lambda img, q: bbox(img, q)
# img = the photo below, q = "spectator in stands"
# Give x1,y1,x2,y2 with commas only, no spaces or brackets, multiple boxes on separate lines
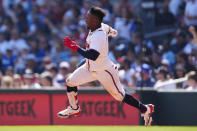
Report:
23,68,40,88
169,0,183,17
184,26,197,54
1,49,17,72
185,0,197,27
132,33,144,55
155,3,175,26
186,72,197,90
13,74,23,88
40,71,53,87
12,4,28,34
25,54,37,73
171,31,187,54
29,38,45,64
34,73,42,88
0,16,14,34
8,29,29,54
176,52,196,73
61,15,74,37
38,56,52,73
154,67,176,90
173,63,187,88
151,52,162,69
0,33,8,55
1,76,13,88
14,48,29,74
37,35,51,54
23,69,34,88
161,41,176,66
55,61,70,88
0,0,196,90
114,7,133,41
50,43,71,63
136,64,155,88
46,63,62,88
0,71,3,84
5,66,14,77
131,32,154,64
118,57,136,88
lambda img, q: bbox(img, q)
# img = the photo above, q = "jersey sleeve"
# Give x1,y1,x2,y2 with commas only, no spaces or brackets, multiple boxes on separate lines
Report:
102,23,110,34
102,23,118,38
89,32,106,53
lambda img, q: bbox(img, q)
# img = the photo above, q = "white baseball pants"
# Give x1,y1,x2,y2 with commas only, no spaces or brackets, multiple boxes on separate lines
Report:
66,64,125,101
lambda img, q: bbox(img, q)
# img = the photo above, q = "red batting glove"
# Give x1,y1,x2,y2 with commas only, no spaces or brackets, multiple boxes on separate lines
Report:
63,36,79,52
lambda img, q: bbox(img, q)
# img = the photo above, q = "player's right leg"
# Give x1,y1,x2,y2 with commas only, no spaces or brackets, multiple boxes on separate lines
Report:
57,64,96,118
95,65,154,126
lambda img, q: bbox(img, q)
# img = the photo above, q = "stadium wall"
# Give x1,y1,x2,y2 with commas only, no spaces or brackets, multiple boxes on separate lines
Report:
0,89,139,125
0,89,197,125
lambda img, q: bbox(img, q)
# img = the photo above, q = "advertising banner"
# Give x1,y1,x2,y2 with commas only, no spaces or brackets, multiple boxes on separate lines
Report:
53,94,139,125
0,94,50,125
0,93,139,125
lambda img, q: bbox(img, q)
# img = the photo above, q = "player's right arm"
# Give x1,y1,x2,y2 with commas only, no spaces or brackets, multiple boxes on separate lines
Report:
77,48,100,61
63,36,100,61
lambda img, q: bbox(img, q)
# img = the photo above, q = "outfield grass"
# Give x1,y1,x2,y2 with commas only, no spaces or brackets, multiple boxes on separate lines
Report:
0,126,197,131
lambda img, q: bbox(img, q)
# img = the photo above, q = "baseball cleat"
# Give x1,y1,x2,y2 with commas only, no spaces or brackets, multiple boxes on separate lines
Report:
57,106,81,118
141,104,154,126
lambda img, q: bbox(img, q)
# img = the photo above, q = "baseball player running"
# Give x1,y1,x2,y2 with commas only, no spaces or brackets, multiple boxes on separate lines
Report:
58,6,154,126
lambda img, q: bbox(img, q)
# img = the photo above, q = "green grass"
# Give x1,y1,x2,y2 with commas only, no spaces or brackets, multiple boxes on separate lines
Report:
0,126,197,131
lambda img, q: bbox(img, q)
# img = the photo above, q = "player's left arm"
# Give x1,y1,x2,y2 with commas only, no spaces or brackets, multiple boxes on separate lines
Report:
63,36,100,61
102,23,118,38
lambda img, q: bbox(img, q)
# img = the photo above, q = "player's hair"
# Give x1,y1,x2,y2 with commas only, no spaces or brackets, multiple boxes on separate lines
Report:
89,6,107,22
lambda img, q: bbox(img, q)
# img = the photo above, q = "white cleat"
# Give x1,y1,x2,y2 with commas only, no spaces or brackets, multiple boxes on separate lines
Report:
141,104,154,126
57,106,81,118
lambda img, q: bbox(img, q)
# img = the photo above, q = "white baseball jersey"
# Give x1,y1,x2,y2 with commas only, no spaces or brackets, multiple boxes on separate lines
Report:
85,24,113,71
102,23,118,38
66,23,125,103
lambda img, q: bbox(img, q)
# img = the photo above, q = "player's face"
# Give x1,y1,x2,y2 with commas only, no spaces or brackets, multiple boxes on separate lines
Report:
85,12,97,29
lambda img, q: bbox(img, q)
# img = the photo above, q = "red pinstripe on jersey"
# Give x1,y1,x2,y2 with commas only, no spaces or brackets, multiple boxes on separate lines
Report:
86,43,90,71
105,70,124,97
87,60,90,71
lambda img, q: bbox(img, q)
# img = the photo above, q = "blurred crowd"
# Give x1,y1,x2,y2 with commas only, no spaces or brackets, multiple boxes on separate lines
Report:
0,0,196,90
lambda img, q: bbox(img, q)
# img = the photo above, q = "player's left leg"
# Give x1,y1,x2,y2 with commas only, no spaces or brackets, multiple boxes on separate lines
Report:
58,64,96,118
94,65,154,126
